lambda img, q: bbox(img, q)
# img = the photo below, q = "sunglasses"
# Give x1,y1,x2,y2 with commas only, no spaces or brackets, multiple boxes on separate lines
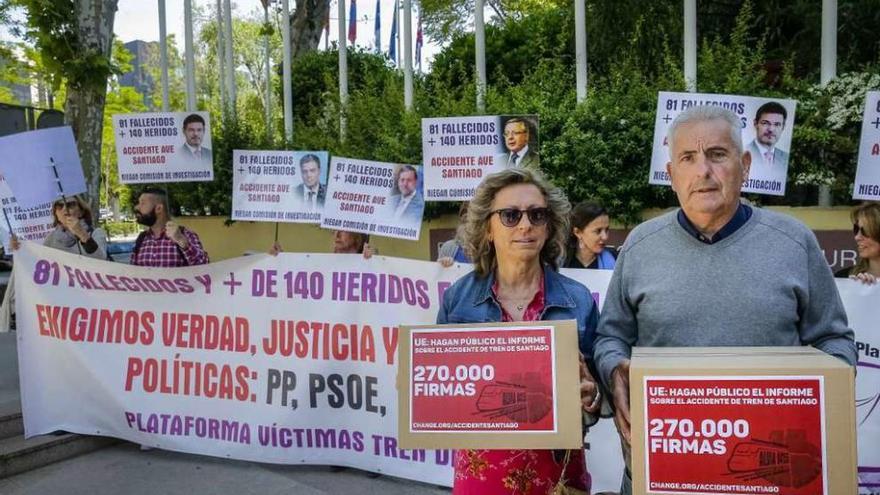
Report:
491,207,551,228
853,223,868,237
54,200,79,209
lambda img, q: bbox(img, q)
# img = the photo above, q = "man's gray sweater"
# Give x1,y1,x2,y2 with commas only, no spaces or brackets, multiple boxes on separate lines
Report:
593,207,857,387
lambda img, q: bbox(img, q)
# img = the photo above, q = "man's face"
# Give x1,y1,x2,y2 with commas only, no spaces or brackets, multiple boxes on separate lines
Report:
333,230,361,254
301,160,320,188
184,122,205,147
397,170,417,197
135,194,159,227
666,119,750,223
753,112,785,147
504,122,528,153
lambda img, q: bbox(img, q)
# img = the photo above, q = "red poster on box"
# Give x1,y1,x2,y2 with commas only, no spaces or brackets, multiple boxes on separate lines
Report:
644,376,826,495
408,326,556,433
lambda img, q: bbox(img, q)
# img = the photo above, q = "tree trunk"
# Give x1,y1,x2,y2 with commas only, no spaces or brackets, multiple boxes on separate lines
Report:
65,0,118,215
290,0,331,59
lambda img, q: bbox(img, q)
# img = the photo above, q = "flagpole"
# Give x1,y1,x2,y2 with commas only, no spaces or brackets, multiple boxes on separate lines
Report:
158,0,170,111
184,0,197,111
574,0,587,102
403,0,413,110
264,1,272,142
223,0,237,111
338,0,349,140
474,0,486,112
396,3,401,67
374,0,381,54
215,0,227,114
282,0,293,142
683,0,696,92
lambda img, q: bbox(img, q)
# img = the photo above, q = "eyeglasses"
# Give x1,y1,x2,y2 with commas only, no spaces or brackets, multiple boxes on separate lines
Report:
491,207,550,228
853,223,868,237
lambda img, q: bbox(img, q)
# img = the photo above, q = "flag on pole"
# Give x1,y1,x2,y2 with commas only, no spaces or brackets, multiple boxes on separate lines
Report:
388,0,398,64
415,12,423,71
348,0,357,44
374,0,381,54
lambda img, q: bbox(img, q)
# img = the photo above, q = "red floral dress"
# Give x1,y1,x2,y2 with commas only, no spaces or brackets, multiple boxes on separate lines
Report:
451,280,590,494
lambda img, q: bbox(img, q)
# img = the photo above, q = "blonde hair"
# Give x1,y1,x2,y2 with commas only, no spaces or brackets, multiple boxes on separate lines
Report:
851,202,880,275
463,168,570,277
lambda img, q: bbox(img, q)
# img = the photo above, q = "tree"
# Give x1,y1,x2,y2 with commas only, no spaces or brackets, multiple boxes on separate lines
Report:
9,0,119,215
285,0,332,59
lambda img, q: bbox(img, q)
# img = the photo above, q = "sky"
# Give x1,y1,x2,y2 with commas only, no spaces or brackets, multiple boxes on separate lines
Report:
114,0,438,68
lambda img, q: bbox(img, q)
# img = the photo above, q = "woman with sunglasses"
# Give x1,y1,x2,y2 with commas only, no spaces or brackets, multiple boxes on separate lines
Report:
437,168,601,494
2,196,108,330
565,201,617,270
835,203,880,285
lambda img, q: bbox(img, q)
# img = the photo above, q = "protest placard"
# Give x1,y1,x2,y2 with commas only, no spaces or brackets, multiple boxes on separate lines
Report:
854,91,880,200
113,112,214,184
0,126,86,208
231,151,329,223
321,157,425,241
422,115,540,201
650,92,797,196
0,174,54,251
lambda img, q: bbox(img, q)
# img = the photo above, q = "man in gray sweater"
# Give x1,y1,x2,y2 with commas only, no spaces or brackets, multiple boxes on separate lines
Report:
593,105,857,495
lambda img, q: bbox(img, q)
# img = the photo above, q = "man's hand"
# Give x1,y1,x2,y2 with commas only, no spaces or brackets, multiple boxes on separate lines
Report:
579,353,601,414
612,359,632,446
166,221,188,248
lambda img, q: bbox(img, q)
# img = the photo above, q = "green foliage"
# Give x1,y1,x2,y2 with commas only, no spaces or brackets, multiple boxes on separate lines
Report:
102,220,139,237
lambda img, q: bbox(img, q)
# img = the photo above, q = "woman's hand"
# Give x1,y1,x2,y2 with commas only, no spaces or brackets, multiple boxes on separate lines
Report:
268,242,282,256
10,234,20,251
62,216,89,242
362,243,374,259
438,256,454,267
579,353,601,415
851,272,878,285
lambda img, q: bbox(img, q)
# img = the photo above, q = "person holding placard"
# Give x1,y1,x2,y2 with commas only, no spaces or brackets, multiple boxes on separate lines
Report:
835,202,880,285
130,187,209,267
565,201,617,270
437,168,601,494
1,195,107,330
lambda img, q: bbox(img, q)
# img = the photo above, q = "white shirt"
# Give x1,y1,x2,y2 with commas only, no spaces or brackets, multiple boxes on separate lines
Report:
393,193,415,219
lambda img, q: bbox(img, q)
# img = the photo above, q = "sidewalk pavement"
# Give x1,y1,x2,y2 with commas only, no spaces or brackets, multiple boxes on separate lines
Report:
0,443,450,495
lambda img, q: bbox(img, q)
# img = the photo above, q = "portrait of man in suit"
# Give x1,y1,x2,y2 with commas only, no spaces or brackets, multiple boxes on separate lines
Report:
389,165,424,225
178,114,212,165
495,117,540,170
294,154,326,211
746,101,790,181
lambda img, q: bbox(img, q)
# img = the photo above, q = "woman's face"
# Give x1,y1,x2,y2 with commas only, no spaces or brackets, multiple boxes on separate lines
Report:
573,214,610,255
855,215,880,261
487,183,549,267
54,200,81,224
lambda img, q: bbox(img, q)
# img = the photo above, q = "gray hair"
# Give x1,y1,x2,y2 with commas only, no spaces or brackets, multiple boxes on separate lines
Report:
667,105,743,155
463,168,570,277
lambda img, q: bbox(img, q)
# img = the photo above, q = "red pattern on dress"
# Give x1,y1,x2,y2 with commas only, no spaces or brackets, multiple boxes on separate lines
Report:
451,278,590,494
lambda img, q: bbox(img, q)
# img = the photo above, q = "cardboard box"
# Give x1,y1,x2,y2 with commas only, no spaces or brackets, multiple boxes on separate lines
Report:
397,320,582,450
630,346,856,495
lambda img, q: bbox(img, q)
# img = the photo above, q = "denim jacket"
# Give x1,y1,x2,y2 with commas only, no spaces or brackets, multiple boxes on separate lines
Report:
437,266,599,359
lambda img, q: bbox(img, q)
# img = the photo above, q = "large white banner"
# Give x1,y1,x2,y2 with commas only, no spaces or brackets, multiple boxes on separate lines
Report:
854,91,880,200
321,157,425,241
422,115,540,201
13,245,876,492
113,112,214,184
650,92,797,196
231,150,329,223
